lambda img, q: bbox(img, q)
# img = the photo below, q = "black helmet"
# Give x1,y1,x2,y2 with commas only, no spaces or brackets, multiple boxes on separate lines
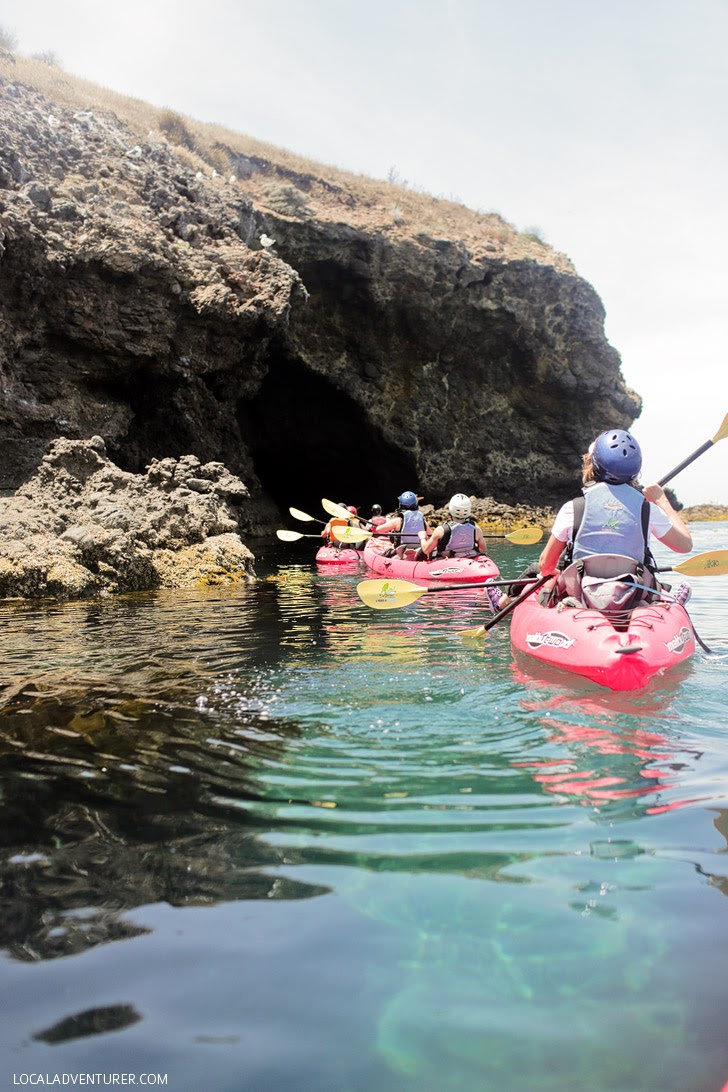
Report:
371,504,382,515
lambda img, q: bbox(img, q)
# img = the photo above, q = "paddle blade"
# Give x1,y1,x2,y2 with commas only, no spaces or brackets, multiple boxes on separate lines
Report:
459,624,487,639
673,550,728,577
711,411,728,444
505,526,543,545
331,525,371,543
276,529,304,541
289,507,316,522
322,498,354,520
357,578,428,609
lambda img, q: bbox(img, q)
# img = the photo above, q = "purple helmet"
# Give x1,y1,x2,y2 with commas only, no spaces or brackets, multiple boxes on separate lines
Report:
591,429,642,484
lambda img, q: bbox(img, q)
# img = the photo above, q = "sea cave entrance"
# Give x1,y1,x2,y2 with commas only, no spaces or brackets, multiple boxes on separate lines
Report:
237,356,416,517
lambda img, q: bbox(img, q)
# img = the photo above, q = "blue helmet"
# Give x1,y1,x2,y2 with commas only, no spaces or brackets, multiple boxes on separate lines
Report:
398,490,418,509
591,429,642,484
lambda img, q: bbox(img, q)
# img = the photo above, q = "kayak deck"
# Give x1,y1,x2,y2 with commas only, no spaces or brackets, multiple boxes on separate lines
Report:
510,594,695,691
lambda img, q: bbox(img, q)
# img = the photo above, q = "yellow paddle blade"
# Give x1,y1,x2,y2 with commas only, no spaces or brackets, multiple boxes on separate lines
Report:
459,624,487,639
321,498,354,520
289,507,316,522
673,549,728,577
356,578,429,609
331,525,371,543
505,526,543,545
276,529,305,541
711,411,728,444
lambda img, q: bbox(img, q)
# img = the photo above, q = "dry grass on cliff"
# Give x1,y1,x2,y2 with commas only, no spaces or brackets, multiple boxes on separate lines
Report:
0,51,574,270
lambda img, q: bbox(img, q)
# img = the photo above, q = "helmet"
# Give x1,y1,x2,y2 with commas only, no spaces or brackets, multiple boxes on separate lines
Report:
371,504,382,515
591,429,642,484
347,506,358,515
398,490,418,509
448,493,472,520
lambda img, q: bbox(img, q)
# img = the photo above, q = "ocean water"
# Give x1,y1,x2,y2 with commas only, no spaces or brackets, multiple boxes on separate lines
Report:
0,523,727,1091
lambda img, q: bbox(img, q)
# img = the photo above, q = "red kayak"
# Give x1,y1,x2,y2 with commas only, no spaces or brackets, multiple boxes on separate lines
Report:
362,537,499,586
510,591,695,691
316,545,360,566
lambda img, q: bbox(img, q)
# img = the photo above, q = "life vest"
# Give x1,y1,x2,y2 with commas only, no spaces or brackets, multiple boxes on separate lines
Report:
437,519,478,557
325,518,349,544
571,482,649,564
397,508,426,546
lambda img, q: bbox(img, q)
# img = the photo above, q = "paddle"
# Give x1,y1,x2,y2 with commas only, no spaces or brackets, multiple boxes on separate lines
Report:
289,506,327,525
321,498,368,524
357,577,516,610
331,525,376,543
333,523,542,545
654,550,728,577
276,529,323,542
488,526,543,545
658,410,728,486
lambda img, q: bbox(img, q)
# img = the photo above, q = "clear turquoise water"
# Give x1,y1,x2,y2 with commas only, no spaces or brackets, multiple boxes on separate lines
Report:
1,523,727,1091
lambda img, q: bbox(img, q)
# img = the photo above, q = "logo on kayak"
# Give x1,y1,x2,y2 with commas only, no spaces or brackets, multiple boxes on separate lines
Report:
429,566,467,577
526,630,576,651
665,626,692,654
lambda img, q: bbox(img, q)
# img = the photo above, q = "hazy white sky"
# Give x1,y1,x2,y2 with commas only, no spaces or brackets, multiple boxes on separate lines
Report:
3,0,727,503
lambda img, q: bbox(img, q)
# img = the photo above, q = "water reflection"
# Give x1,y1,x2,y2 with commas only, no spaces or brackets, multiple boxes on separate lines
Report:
509,664,704,820
0,667,329,963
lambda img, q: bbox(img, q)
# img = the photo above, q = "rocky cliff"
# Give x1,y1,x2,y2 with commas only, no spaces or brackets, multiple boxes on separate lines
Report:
0,57,641,528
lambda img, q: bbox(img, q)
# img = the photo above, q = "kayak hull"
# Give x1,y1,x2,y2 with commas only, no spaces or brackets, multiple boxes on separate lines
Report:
316,545,360,566
362,538,499,585
510,593,696,691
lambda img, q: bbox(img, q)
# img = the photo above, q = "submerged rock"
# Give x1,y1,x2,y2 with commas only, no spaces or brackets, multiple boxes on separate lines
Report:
0,437,256,599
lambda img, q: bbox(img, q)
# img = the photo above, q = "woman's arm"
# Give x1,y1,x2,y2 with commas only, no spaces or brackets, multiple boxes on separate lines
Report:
538,533,566,575
642,483,693,553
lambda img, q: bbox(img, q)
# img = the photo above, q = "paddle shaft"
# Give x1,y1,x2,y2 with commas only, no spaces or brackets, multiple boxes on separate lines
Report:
658,410,728,486
481,573,552,632
659,440,716,487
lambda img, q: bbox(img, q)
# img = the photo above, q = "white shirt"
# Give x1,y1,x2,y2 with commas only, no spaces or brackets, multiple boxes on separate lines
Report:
551,499,672,543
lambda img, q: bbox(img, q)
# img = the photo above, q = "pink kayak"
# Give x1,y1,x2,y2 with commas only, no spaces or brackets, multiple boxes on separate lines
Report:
316,544,360,566
362,537,499,586
510,591,695,691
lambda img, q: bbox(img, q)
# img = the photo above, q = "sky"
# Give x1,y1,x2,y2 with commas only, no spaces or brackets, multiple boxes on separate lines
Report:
3,0,727,504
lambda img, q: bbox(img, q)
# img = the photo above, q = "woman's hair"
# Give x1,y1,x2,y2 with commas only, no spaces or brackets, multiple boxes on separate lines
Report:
582,451,597,484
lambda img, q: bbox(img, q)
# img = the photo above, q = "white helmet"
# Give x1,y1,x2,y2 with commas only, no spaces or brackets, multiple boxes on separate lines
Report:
448,493,471,520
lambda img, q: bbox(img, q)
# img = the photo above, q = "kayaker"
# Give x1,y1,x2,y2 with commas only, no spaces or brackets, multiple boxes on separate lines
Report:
376,491,432,556
486,430,693,612
418,494,488,560
322,503,362,550
369,504,386,528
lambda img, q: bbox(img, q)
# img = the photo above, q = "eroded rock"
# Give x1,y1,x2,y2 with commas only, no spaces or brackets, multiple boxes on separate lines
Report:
0,437,256,598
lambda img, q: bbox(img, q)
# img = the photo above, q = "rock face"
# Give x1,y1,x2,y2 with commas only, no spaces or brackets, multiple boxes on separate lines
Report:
0,63,641,529
0,437,255,598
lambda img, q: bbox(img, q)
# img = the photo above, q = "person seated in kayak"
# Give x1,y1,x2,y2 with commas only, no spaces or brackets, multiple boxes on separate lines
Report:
344,505,369,549
322,504,362,550
368,504,386,529
376,491,432,557
417,493,489,560
486,429,693,612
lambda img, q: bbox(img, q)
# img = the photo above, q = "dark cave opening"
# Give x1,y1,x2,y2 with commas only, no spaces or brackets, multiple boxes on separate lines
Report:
237,356,416,516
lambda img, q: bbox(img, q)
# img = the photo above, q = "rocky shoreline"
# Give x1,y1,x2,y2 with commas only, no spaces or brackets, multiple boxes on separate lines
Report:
0,438,255,599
